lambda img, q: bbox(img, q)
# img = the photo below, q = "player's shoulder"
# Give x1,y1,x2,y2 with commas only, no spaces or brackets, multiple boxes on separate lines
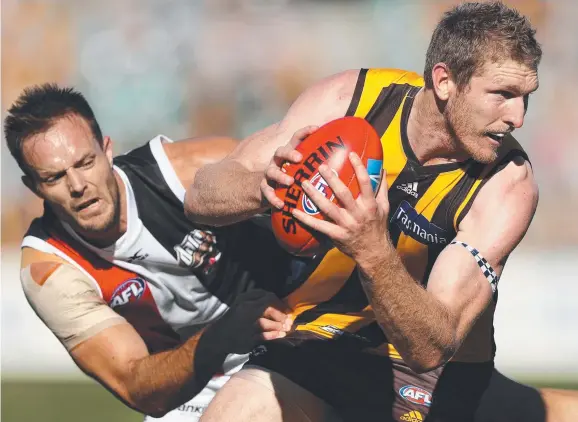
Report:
467,136,538,229
307,68,424,95
162,135,240,188
485,133,535,194
21,246,68,274
163,136,239,166
363,68,424,88
302,69,361,101
20,247,71,297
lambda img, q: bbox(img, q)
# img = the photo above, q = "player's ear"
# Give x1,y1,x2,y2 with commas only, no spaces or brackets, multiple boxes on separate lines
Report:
431,63,453,101
102,136,113,165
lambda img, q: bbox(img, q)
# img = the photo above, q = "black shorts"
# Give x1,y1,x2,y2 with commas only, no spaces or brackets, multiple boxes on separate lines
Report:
247,341,546,422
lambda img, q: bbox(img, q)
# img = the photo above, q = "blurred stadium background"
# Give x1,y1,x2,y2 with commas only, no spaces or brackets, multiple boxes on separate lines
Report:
1,0,577,421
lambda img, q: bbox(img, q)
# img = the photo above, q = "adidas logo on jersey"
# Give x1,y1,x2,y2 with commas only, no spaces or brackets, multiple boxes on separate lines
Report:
400,410,424,422
397,182,418,198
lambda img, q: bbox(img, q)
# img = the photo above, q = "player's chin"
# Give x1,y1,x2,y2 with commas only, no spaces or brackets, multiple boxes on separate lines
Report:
77,210,116,233
469,141,499,164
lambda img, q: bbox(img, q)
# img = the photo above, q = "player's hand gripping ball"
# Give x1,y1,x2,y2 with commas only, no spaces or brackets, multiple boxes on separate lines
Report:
271,117,383,257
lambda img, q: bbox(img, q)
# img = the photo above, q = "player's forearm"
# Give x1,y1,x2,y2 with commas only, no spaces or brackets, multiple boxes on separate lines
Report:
357,247,458,373
184,159,266,226
125,327,228,417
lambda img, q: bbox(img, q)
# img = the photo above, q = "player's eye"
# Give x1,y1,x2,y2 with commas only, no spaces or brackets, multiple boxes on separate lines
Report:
494,90,514,99
42,173,64,184
78,158,95,169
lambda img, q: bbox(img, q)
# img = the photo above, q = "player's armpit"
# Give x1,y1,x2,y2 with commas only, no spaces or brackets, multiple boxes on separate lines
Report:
426,157,538,347
21,262,127,350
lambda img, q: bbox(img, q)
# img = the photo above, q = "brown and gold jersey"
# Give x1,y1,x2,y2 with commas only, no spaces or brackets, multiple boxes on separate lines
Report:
282,68,528,354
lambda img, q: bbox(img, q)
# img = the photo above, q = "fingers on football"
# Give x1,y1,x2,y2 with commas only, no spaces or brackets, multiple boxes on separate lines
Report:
260,178,284,209
288,126,318,150
273,145,301,167
318,164,356,212
266,163,293,186
349,152,374,200
292,208,344,239
301,179,343,225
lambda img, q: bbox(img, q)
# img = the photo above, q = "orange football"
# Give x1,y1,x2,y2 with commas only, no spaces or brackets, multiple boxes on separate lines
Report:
271,117,383,257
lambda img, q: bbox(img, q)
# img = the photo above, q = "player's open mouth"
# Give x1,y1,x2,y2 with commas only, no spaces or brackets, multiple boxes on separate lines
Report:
76,198,99,212
485,133,506,143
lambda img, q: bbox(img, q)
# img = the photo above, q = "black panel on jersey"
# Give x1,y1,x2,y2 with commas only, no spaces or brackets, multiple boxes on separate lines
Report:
213,217,321,299
345,68,368,117
387,163,439,248
294,269,370,326
114,143,250,304
420,161,486,285
366,83,409,137
114,143,193,248
114,144,317,305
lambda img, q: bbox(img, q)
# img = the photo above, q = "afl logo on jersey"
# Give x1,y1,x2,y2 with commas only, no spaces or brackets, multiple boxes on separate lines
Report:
109,277,146,309
399,385,432,407
302,172,335,215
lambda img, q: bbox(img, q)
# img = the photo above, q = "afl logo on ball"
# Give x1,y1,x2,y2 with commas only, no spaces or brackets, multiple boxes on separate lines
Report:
301,172,335,215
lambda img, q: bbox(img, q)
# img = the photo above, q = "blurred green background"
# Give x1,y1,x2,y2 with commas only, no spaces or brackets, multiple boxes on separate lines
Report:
2,379,578,422
2,380,142,422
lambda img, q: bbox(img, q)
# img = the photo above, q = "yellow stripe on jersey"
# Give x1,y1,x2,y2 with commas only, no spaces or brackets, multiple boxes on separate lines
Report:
381,96,410,189
283,248,356,317
453,160,498,232
396,169,467,282
294,309,375,339
453,135,526,231
351,69,423,118
363,342,404,360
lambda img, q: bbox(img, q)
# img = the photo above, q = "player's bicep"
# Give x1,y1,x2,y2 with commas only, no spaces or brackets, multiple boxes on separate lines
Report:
71,323,149,405
426,241,497,340
427,158,538,339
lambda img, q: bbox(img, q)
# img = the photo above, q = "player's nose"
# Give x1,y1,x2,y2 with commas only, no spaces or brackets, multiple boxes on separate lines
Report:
503,96,525,129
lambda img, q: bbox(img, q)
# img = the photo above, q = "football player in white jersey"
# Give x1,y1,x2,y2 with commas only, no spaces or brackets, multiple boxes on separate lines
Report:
4,84,293,422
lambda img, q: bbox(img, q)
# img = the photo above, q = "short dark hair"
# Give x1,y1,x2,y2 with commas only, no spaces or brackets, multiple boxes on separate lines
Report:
424,1,542,89
4,83,103,175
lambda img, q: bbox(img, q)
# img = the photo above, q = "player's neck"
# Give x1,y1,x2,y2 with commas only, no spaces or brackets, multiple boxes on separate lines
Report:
406,88,469,166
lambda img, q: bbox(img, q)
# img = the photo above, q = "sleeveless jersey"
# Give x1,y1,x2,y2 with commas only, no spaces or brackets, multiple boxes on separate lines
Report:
21,135,303,369
21,135,316,420
281,69,529,358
